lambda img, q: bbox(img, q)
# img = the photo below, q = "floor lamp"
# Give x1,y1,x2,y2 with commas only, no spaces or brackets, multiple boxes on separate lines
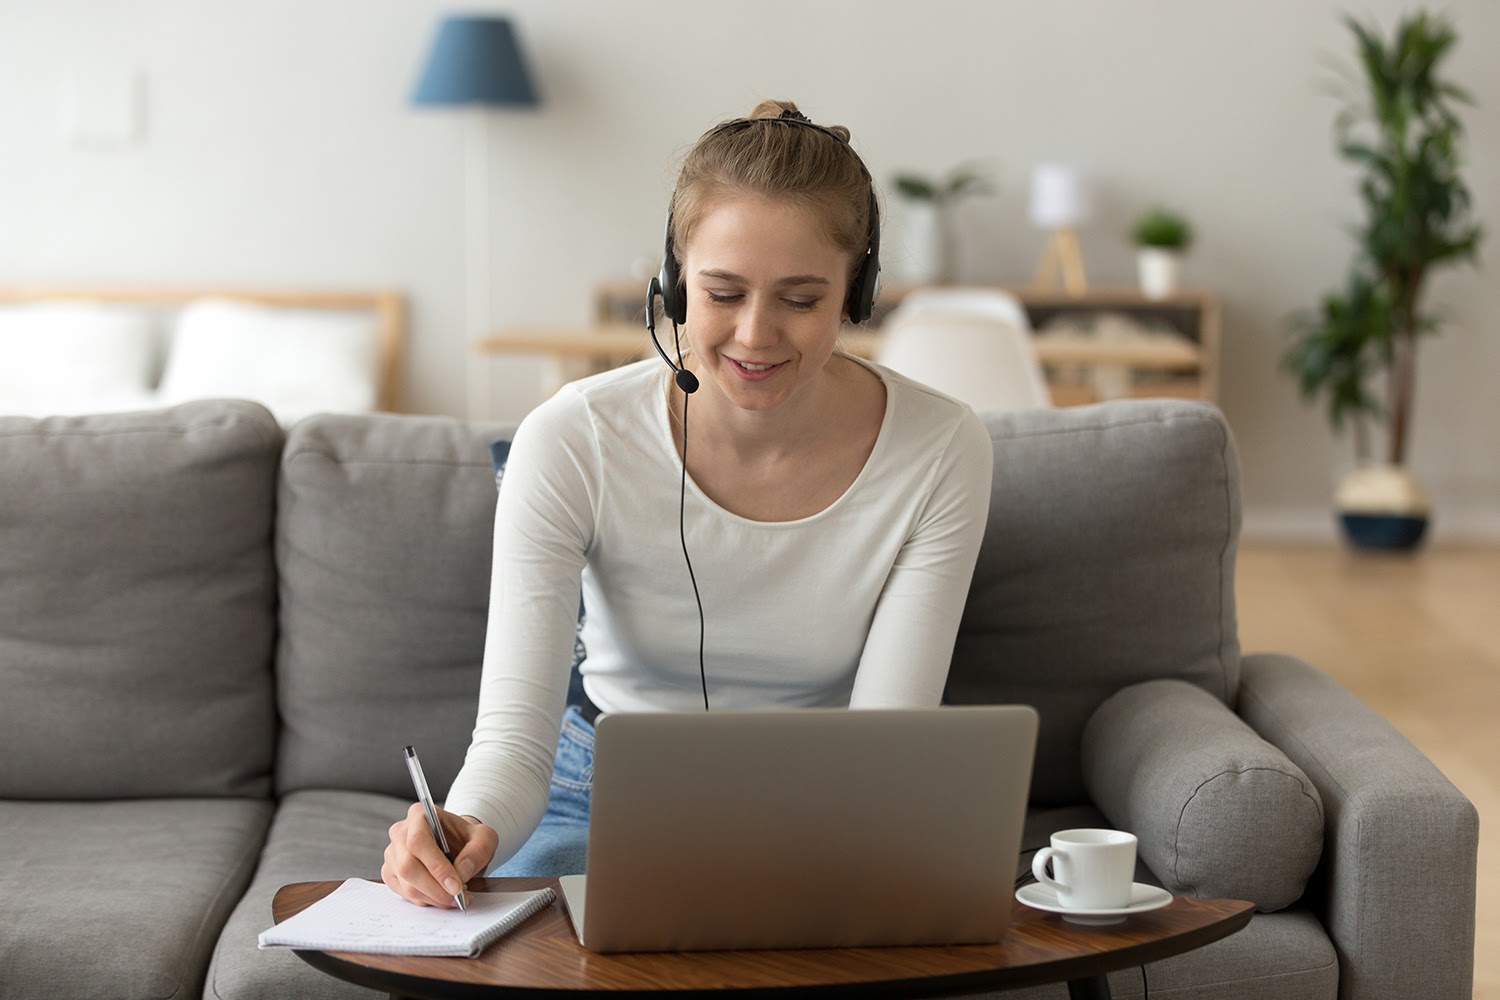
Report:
412,15,540,420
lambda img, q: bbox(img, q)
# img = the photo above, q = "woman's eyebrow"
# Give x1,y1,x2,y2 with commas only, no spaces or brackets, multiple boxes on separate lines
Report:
697,268,832,287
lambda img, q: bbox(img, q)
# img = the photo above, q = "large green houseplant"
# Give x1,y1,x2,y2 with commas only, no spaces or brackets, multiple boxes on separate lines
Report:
1284,10,1483,549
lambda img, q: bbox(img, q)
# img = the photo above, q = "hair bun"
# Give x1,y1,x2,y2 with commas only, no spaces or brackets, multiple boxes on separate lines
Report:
748,98,797,120
747,99,851,143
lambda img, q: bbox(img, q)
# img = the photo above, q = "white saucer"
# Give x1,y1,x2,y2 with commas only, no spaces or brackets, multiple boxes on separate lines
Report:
1015,882,1173,925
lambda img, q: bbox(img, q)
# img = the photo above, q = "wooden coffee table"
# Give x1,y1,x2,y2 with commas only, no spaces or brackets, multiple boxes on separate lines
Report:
273,878,1252,999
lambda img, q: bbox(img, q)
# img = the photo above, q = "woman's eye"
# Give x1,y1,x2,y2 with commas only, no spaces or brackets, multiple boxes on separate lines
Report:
703,290,819,310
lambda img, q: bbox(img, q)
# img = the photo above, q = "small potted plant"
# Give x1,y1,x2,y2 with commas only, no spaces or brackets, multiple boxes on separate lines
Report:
1130,207,1194,299
891,164,993,284
1283,10,1483,551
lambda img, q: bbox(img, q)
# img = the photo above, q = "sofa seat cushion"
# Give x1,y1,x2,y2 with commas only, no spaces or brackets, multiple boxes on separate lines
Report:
978,908,1336,1000
0,797,272,1000
206,788,409,1000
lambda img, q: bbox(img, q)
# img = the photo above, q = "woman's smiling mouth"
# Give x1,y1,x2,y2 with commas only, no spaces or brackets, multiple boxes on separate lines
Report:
728,358,786,380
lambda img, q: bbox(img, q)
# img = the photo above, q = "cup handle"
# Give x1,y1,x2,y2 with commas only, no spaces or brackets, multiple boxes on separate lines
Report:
1033,847,1066,891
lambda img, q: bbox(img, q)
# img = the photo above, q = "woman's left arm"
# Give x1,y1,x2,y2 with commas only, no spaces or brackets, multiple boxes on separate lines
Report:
849,410,994,707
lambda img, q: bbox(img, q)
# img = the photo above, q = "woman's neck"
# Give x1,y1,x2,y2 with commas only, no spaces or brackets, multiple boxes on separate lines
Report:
672,354,860,463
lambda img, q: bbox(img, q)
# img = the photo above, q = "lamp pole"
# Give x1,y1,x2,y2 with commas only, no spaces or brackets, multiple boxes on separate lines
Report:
411,15,539,422
465,108,493,421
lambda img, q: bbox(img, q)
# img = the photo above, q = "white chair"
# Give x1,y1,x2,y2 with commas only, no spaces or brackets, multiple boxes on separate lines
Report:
885,286,1034,335
876,309,1052,414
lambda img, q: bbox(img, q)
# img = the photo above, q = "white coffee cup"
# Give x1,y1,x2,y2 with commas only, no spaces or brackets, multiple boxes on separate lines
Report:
1031,828,1137,909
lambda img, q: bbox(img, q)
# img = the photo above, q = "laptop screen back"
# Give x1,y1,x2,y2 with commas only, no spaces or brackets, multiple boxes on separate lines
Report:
577,705,1038,953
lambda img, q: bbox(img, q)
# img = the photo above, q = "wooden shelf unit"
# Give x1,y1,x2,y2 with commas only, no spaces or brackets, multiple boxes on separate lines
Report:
592,280,1220,406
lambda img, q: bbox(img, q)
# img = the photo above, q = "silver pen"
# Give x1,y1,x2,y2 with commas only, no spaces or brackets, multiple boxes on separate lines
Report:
403,745,467,911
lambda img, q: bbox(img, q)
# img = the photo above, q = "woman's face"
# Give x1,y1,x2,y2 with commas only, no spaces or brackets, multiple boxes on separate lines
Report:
680,196,852,415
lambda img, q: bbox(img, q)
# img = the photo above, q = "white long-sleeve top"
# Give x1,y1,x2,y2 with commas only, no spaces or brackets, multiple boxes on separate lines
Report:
444,357,994,865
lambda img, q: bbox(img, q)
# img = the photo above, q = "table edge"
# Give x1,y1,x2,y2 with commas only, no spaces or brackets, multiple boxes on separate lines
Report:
273,880,1254,998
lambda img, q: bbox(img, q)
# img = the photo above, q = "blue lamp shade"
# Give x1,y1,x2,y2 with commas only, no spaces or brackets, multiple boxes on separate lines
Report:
412,16,539,107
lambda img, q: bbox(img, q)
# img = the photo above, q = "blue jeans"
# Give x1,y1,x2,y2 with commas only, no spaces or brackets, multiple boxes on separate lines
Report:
488,705,594,877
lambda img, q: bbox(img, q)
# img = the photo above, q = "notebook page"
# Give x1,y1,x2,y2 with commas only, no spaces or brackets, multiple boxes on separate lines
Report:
259,878,555,957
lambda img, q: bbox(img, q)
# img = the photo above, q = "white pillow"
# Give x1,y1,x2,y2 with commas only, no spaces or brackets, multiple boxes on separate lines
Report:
158,299,380,424
0,303,160,414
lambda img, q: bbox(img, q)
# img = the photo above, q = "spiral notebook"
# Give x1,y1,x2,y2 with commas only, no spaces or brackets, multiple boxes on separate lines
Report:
259,878,556,958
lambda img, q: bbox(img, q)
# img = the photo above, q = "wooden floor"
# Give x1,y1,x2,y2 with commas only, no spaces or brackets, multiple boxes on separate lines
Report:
1236,543,1498,999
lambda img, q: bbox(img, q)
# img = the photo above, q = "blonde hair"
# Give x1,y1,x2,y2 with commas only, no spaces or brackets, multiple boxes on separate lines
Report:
669,100,876,291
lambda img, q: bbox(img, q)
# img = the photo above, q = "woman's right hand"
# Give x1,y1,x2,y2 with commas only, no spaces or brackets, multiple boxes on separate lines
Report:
382,802,500,907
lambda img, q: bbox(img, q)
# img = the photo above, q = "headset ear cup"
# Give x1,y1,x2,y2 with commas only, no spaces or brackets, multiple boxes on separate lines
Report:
660,213,688,325
850,189,882,324
660,259,684,325
658,257,683,325
846,254,878,324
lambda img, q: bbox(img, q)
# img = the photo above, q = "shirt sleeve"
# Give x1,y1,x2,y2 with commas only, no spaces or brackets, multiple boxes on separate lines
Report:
443,387,598,865
849,407,993,708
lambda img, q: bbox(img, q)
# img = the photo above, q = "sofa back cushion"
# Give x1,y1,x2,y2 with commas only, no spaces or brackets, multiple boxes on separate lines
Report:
275,413,514,799
0,401,281,799
945,400,1242,807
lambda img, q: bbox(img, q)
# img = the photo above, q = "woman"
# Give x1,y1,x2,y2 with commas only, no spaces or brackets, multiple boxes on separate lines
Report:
383,100,994,908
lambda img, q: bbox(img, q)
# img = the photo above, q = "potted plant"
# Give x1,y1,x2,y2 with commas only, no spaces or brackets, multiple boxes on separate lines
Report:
1283,10,1484,550
891,164,993,284
1130,207,1194,299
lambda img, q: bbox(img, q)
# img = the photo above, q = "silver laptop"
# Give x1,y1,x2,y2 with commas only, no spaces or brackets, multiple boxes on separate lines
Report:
558,705,1038,953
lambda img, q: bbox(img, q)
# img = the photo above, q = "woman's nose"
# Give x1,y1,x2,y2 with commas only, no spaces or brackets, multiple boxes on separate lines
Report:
736,298,778,348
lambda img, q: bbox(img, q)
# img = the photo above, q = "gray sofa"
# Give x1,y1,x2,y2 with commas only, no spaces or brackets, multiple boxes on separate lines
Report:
0,398,1476,1000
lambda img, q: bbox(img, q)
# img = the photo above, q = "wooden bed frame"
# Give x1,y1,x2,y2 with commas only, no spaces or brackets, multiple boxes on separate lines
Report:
0,285,406,412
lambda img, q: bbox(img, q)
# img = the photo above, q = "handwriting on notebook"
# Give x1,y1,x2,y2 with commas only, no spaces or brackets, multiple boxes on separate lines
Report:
259,878,556,958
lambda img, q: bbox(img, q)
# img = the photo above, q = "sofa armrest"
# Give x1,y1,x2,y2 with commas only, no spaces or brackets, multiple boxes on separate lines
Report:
1237,652,1478,1000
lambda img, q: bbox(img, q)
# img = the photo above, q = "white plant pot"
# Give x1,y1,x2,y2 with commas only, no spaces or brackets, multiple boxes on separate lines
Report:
1335,464,1431,550
899,202,953,284
1136,248,1182,300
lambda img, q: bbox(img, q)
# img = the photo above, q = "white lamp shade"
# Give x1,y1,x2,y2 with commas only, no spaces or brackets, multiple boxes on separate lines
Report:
1029,164,1092,228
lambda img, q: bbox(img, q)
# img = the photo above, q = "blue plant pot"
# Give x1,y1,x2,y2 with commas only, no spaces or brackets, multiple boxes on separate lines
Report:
1338,512,1430,551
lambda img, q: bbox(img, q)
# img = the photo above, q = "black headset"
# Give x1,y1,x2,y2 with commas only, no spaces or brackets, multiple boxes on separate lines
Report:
645,109,883,396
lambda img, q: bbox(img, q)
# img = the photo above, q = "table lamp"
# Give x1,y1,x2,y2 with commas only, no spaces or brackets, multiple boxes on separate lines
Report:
1030,164,1091,296
412,15,540,418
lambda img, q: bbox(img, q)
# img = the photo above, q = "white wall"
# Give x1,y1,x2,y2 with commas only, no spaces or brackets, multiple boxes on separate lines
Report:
1,0,1495,539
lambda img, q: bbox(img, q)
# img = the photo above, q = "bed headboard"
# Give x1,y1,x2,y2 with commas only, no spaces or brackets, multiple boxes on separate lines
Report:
0,285,405,412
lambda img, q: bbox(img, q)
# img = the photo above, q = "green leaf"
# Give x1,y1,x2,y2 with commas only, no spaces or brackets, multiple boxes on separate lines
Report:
1130,207,1194,249
944,162,993,197
892,175,938,201
894,163,996,205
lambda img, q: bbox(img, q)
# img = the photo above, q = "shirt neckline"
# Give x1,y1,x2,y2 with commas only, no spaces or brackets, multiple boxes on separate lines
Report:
652,354,895,527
